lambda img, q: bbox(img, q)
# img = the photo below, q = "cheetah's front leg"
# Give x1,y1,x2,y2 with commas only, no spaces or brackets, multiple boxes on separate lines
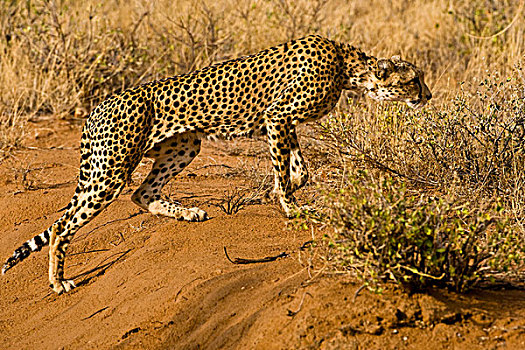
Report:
289,128,309,192
268,128,308,200
267,122,299,217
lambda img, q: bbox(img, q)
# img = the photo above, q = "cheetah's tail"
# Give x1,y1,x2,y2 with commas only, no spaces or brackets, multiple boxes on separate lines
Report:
2,194,83,274
1,195,80,274
3,125,92,275
2,224,57,274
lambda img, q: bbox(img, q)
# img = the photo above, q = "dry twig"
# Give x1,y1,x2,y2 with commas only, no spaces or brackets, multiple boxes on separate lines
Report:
223,247,288,264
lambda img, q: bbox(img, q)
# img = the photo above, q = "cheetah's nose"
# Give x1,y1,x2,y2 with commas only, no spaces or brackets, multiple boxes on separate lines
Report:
426,92,432,101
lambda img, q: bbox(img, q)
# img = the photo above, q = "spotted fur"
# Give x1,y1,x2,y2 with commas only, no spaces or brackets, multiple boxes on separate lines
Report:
3,35,431,294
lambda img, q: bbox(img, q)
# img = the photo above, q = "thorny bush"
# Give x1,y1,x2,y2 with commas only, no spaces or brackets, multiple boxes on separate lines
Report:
318,65,525,212
311,171,523,293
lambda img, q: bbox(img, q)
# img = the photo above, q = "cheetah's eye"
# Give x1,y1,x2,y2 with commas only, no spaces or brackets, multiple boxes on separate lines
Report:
407,77,420,85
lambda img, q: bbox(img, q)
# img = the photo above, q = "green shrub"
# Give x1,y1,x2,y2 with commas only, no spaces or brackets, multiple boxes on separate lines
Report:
318,171,523,292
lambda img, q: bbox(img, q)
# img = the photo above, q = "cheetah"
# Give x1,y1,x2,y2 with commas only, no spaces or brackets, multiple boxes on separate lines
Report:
3,35,431,294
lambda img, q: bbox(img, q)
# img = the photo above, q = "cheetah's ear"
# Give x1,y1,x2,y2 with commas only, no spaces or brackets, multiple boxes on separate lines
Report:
391,55,401,62
376,59,394,80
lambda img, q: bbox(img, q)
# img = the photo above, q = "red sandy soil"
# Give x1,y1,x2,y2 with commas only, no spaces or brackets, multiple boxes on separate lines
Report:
0,120,524,349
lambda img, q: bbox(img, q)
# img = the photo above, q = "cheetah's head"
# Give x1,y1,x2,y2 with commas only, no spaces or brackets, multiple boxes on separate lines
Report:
366,56,432,109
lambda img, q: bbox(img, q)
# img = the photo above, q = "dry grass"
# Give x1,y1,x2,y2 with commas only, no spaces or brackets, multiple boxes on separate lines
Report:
1,0,523,138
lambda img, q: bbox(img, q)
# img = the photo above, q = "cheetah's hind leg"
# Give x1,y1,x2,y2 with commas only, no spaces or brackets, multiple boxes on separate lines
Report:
131,132,208,221
48,177,126,294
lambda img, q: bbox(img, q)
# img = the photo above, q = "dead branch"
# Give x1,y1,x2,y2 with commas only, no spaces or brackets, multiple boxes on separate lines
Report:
223,247,288,264
287,291,312,317
81,306,108,321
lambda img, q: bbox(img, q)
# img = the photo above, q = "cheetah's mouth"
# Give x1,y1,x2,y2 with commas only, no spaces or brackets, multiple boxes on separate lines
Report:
407,99,426,109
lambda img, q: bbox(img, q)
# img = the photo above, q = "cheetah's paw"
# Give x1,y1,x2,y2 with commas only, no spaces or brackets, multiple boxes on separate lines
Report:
51,279,76,294
179,207,209,222
285,204,317,219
